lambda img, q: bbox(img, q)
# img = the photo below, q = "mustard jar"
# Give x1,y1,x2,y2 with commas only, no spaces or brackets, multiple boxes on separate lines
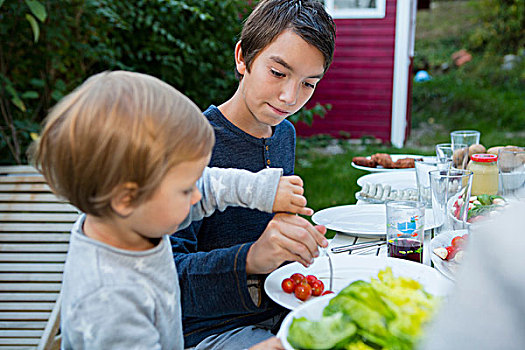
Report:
467,154,499,195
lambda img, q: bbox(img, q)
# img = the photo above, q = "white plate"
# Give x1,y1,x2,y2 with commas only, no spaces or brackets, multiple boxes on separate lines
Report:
356,172,417,190
312,204,438,237
351,154,430,173
266,255,452,311
430,230,468,280
273,256,453,349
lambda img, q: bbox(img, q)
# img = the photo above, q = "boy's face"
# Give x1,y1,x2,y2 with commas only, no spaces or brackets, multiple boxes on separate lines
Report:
127,154,210,239
236,29,325,128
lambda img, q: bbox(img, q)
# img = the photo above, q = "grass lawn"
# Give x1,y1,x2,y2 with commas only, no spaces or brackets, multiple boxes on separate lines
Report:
409,1,525,147
294,1,524,237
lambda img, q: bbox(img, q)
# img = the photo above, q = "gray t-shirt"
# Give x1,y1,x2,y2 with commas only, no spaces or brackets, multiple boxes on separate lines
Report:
61,167,282,349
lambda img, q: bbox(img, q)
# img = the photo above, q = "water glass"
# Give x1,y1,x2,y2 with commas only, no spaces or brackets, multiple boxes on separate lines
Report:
429,169,473,235
415,157,451,208
386,201,425,263
498,148,525,199
436,142,469,169
450,130,481,148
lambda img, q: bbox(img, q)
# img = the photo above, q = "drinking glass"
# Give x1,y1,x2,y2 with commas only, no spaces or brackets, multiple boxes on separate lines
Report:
386,201,425,263
450,130,481,148
429,169,473,235
498,148,525,199
436,143,469,169
415,157,451,208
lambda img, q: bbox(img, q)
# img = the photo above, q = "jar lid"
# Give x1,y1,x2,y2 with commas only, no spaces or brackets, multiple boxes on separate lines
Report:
471,154,498,162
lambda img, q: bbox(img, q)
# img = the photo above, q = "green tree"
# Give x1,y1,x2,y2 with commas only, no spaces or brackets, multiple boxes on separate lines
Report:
468,0,525,53
0,0,251,164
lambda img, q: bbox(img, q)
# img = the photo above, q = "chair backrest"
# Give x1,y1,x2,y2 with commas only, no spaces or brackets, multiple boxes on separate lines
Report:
0,166,79,350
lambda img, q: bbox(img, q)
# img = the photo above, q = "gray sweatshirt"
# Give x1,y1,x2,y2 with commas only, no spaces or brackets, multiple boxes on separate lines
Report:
60,167,282,349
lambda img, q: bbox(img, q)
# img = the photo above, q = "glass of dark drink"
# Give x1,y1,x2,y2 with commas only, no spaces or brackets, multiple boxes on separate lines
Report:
386,201,425,263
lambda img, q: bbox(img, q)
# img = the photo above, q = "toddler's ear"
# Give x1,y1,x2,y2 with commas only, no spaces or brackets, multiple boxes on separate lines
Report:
234,41,247,76
111,182,138,217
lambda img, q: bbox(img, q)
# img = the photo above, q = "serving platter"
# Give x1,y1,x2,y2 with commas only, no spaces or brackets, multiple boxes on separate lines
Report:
351,154,432,173
356,171,417,190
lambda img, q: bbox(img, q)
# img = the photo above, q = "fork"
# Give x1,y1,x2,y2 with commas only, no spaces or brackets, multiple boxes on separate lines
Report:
321,247,333,291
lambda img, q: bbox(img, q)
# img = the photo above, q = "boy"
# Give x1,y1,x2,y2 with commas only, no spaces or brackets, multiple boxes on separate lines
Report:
172,0,337,348
32,71,310,349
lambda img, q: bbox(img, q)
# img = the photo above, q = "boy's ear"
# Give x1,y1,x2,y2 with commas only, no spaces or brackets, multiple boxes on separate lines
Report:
111,182,139,217
234,41,247,76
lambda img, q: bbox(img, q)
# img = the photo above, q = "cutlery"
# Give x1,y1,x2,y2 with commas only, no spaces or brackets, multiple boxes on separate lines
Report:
321,247,333,291
351,244,386,255
331,240,386,254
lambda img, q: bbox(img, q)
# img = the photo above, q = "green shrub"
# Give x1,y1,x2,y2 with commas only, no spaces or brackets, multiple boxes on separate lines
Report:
0,0,252,164
468,0,524,54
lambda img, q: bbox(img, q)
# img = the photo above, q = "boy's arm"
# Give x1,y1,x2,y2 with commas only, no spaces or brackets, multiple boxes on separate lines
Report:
178,167,282,230
172,227,265,317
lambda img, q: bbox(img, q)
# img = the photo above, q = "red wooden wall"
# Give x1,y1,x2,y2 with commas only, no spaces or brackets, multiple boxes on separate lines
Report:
295,0,397,142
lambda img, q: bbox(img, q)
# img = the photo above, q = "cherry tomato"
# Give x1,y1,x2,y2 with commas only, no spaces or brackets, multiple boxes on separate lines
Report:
445,246,458,260
306,275,318,286
294,283,312,301
451,236,465,248
311,280,324,296
321,290,334,296
454,205,461,219
281,278,296,294
290,273,305,285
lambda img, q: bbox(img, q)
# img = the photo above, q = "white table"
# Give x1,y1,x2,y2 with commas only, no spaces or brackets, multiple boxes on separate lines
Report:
329,173,432,265
327,230,433,266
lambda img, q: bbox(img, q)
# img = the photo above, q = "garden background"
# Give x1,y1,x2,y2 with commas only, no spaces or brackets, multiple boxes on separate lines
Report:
1,0,524,218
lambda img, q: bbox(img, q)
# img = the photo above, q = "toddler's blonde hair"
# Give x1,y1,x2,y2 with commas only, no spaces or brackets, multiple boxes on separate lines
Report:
32,71,214,217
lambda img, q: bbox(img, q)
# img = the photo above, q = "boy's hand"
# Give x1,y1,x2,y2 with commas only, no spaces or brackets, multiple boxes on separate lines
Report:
249,337,284,350
246,213,328,275
272,175,313,216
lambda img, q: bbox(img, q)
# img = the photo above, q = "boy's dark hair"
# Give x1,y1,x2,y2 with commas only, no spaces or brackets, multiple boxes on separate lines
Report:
237,0,336,79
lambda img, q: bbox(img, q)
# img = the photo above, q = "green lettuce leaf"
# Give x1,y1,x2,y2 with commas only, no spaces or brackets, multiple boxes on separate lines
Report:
287,268,440,349
288,312,357,350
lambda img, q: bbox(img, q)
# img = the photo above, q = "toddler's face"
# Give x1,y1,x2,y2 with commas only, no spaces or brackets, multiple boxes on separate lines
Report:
128,154,211,239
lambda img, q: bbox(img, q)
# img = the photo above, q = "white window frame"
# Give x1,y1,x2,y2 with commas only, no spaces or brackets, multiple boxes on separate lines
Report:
323,0,386,19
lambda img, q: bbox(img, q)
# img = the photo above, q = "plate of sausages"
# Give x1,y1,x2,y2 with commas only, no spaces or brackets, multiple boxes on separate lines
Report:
351,153,428,172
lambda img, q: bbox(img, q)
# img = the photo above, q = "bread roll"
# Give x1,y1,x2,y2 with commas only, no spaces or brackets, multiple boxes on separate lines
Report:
487,146,505,155
469,144,486,158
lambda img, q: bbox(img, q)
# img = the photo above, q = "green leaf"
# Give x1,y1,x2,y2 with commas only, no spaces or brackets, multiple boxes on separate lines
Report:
25,0,47,22
11,96,27,112
0,0,5,9
51,90,64,102
29,78,45,88
5,83,27,111
25,14,40,43
21,91,39,99
288,313,357,349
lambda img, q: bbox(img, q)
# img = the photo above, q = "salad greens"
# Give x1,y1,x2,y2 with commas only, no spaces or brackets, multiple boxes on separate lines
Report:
287,268,440,349
467,194,504,220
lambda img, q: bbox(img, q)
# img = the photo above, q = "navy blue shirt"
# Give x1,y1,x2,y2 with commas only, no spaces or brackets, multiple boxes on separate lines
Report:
171,105,295,346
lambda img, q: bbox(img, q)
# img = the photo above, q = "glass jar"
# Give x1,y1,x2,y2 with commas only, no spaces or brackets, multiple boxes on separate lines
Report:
467,154,499,195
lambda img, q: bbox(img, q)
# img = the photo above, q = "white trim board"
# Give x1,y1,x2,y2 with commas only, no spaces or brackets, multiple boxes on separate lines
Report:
390,0,417,147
